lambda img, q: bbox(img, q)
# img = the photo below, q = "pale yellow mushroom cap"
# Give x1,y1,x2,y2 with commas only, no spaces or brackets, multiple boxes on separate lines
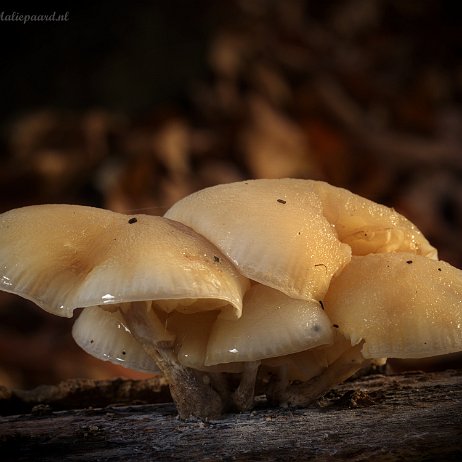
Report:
165,310,244,373
324,253,462,358
308,180,437,258
0,205,248,319
165,180,352,301
72,306,160,373
164,284,333,369
205,284,333,365
165,179,436,301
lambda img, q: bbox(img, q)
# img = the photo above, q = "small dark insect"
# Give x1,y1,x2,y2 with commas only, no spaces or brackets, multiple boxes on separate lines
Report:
122,350,126,355
406,260,413,264
213,256,220,263
319,300,325,310
277,199,287,204
333,324,339,328
128,217,138,224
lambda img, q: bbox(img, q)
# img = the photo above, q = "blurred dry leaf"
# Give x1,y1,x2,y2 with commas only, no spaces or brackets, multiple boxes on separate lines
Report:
241,97,317,178
2,0,462,388
153,119,191,176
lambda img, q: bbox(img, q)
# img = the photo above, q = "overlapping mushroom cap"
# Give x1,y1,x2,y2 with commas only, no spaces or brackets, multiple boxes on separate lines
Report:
165,179,437,302
72,306,160,373
324,252,462,359
308,180,437,258
0,204,248,319
165,180,351,301
0,201,339,374
206,284,332,365
141,283,334,372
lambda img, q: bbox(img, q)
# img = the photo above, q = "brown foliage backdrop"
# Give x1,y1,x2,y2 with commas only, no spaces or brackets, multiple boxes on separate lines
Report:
1,0,461,388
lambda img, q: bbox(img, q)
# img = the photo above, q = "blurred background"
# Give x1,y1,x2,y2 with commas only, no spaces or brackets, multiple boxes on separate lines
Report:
1,0,462,390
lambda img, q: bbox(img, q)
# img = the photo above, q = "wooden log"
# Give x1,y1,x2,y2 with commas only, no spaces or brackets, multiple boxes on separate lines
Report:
1,369,461,461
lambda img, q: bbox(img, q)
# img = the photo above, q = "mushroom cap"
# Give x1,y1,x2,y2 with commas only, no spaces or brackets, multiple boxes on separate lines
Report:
0,204,248,318
205,284,333,365
166,310,243,373
324,253,462,358
166,310,218,370
165,180,352,301
308,180,437,258
165,179,436,300
72,306,160,373
160,284,332,370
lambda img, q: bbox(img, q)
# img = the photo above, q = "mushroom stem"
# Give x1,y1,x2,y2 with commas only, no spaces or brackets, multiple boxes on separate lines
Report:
120,303,228,419
265,364,289,407
232,360,261,411
271,343,369,407
120,301,176,348
154,346,227,419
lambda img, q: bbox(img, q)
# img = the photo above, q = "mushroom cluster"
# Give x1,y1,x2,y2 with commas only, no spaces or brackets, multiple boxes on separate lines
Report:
1,179,461,419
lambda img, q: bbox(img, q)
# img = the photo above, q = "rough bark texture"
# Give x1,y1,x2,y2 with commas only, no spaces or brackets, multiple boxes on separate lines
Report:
1,369,461,461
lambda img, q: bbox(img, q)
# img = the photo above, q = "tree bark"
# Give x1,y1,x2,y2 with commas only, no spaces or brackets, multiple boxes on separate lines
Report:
1,369,461,461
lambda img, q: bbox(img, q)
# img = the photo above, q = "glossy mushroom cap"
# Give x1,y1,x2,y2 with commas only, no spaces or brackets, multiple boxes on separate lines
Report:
159,284,333,371
165,180,352,301
308,181,437,258
72,306,160,372
206,284,333,365
324,253,462,358
0,204,248,319
165,179,437,302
